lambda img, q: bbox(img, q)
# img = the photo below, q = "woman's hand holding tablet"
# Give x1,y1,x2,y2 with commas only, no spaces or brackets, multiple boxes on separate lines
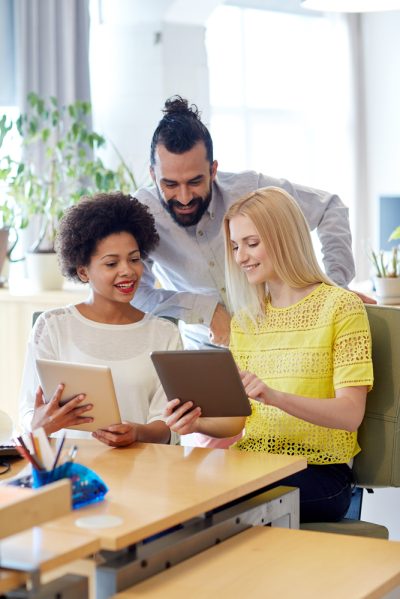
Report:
35,359,121,433
164,399,203,435
150,349,252,417
31,383,94,435
155,349,251,440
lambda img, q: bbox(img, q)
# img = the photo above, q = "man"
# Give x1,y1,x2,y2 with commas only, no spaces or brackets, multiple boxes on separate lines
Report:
134,96,366,348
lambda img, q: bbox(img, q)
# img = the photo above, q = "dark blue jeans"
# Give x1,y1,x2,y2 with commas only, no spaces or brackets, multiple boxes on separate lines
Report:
278,463,353,523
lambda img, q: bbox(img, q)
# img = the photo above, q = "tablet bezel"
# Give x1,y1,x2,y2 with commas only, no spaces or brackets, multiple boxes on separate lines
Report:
150,349,251,417
35,358,121,432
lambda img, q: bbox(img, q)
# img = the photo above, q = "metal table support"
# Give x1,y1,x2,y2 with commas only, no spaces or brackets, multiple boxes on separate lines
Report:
96,485,299,599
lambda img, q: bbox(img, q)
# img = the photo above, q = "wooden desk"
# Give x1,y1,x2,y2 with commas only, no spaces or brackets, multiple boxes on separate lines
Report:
0,480,71,540
113,526,400,599
0,471,99,598
0,569,26,595
46,440,306,551
42,439,305,598
0,478,89,597
0,527,99,572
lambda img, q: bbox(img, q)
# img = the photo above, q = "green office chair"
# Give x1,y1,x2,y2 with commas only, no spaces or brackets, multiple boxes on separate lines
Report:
32,311,42,327
301,304,400,539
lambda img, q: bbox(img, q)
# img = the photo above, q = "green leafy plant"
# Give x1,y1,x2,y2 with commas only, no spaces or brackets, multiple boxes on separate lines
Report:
389,226,400,243
370,227,400,278
0,93,138,252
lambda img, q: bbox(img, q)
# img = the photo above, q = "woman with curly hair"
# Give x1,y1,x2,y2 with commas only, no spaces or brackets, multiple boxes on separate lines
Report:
19,192,182,447
165,187,373,522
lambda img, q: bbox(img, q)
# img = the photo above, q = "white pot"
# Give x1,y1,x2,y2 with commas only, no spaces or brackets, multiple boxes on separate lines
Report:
25,251,64,291
0,228,9,284
374,276,400,305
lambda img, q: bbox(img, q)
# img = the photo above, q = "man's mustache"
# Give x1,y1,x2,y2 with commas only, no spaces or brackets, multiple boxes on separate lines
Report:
169,197,202,209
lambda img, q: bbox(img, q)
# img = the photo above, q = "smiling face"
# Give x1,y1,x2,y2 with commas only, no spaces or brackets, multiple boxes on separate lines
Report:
77,232,144,305
150,142,218,227
229,213,277,285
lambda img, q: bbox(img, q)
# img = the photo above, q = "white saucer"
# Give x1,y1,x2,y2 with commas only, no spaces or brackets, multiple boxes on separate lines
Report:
75,514,123,529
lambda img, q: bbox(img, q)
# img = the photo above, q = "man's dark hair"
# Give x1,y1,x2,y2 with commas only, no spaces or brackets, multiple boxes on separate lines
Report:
150,96,213,166
56,192,159,282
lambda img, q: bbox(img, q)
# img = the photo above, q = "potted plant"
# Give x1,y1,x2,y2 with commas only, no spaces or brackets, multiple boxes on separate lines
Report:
0,93,138,290
0,199,20,286
370,227,400,304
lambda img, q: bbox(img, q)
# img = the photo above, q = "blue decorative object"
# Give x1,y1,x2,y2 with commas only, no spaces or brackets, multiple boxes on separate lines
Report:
32,461,108,509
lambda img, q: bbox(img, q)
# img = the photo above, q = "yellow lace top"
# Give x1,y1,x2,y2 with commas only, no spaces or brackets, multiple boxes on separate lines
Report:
231,284,373,464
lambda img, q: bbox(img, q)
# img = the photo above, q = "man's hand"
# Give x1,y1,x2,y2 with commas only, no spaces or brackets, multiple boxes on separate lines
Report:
209,304,231,346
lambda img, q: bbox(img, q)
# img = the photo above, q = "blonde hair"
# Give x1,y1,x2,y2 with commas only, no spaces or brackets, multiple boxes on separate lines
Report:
223,186,333,323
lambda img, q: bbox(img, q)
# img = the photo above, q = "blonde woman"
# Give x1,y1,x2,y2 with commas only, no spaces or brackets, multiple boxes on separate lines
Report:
165,187,373,522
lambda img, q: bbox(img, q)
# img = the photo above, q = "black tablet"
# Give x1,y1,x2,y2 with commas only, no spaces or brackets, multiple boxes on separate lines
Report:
150,349,251,417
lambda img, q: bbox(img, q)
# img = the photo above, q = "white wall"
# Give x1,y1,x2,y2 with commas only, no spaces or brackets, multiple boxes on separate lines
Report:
89,0,218,187
359,10,400,540
362,11,400,251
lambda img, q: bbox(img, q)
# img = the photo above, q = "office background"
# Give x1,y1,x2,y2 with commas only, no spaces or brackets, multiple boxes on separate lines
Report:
1,0,400,538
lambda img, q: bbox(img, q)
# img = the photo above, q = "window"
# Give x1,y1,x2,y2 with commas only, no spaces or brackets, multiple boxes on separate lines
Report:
0,0,16,107
0,0,18,214
206,5,355,259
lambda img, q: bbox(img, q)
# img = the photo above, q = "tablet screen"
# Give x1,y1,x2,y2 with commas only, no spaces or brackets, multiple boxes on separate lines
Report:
35,358,121,432
150,349,251,417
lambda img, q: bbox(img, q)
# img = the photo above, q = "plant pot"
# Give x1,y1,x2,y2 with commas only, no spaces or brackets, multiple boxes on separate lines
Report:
0,228,9,286
0,227,18,287
373,276,400,305
25,251,64,291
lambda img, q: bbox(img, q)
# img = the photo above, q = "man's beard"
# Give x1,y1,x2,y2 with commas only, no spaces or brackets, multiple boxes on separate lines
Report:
157,185,212,228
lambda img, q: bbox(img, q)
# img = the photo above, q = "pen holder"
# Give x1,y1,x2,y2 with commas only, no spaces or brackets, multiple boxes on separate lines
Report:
32,462,108,509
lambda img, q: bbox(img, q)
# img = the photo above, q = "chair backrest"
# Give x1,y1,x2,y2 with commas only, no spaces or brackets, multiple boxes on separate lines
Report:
353,304,400,487
32,311,42,327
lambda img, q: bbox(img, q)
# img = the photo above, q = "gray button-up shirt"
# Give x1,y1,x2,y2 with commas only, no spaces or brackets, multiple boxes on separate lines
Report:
134,170,354,347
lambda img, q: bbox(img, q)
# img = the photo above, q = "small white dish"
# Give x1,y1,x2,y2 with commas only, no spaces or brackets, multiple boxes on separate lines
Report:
75,515,123,529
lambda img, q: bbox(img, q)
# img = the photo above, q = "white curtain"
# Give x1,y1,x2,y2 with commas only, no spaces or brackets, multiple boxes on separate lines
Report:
14,0,91,109
347,13,370,281
0,0,15,105
10,0,91,258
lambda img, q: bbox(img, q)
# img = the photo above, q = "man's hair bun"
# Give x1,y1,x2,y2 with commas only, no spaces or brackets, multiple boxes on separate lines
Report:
163,95,200,119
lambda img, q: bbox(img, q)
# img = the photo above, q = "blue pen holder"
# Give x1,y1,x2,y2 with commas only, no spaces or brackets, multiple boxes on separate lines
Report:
32,462,108,509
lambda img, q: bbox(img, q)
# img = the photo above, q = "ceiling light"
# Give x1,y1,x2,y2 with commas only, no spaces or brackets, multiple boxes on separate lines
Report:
301,0,400,11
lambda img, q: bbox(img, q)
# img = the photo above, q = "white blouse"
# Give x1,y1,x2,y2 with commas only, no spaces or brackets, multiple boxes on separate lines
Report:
19,305,182,438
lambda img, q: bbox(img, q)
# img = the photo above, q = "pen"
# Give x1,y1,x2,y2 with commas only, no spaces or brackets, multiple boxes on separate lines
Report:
13,440,42,471
68,445,78,463
29,432,42,465
51,432,66,470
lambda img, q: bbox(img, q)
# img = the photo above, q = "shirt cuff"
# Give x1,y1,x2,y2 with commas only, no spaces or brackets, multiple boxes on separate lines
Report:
169,430,180,446
191,295,220,327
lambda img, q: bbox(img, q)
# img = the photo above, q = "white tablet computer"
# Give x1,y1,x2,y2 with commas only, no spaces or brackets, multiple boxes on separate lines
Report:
150,349,251,417
35,358,121,432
